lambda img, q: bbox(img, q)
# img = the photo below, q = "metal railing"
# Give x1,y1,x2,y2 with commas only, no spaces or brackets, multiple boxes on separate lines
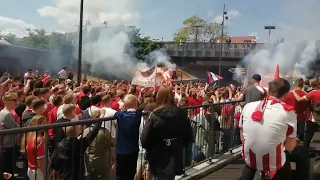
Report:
162,42,264,58
0,101,243,180
163,42,265,51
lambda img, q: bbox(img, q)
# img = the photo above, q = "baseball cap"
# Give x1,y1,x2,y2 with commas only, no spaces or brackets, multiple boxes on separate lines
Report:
252,74,261,81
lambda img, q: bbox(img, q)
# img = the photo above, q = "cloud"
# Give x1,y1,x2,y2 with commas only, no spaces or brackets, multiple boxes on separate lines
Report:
0,16,36,37
213,10,241,23
37,0,141,31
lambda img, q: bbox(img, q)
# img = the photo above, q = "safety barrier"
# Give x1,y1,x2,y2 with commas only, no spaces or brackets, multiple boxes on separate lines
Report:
0,100,242,180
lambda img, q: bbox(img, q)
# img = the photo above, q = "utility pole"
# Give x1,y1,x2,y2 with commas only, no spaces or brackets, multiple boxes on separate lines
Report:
218,4,228,83
77,0,84,86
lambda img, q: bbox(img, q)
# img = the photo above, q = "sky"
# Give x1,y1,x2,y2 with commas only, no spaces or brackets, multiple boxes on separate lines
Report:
0,0,319,42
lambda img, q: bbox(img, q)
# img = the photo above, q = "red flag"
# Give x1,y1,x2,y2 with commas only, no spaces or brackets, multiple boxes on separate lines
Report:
207,71,223,83
274,64,280,80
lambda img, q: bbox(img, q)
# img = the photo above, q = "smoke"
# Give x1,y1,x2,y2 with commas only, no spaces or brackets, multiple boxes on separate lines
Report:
235,0,320,84
236,41,320,84
78,25,176,80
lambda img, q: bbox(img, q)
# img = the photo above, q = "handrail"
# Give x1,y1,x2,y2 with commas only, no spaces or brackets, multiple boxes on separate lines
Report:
0,101,242,135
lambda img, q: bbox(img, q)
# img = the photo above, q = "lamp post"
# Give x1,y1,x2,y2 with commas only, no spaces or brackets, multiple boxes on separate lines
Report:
264,26,275,42
180,41,187,82
77,0,84,86
218,4,228,81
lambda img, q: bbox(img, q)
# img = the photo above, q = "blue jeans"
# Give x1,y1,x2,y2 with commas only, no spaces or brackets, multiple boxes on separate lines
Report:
153,174,175,180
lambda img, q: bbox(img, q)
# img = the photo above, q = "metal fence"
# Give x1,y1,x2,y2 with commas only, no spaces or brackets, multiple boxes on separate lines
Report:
0,100,242,180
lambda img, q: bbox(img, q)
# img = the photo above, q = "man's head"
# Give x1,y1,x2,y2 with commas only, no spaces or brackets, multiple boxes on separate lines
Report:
293,78,304,89
31,99,47,115
268,78,291,100
27,69,32,73
252,74,261,84
62,104,77,120
40,88,51,101
52,95,63,107
309,78,319,89
2,92,18,110
101,95,112,107
91,95,102,106
25,95,37,108
63,93,75,104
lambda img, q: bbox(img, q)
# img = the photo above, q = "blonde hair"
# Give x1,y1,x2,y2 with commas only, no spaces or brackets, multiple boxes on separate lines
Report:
123,94,138,109
62,104,76,117
63,93,75,104
90,110,101,119
21,115,47,151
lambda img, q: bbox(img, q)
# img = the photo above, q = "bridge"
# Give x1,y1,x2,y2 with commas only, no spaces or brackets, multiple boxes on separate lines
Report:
162,42,264,58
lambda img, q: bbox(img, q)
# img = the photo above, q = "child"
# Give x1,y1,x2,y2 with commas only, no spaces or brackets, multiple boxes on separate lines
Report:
114,94,142,180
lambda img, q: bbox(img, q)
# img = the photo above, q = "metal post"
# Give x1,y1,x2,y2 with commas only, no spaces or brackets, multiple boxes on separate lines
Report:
192,25,202,57
77,0,84,86
181,44,185,82
264,26,275,43
218,4,226,82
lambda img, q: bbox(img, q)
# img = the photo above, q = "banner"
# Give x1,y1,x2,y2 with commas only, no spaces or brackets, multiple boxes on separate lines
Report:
132,65,157,87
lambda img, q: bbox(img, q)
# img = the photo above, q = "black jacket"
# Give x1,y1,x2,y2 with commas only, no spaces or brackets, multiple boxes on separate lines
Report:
141,104,194,175
50,121,102,180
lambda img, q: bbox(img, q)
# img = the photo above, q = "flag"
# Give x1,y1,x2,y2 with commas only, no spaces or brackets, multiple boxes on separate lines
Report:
163,71,172,82
132,65,157,87
274,64,280,80
207,71,223,83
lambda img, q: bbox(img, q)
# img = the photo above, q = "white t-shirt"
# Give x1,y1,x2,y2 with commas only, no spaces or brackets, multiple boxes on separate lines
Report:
58,69,67,79
57,104,66,120
239,100,297,171
101,107,117,138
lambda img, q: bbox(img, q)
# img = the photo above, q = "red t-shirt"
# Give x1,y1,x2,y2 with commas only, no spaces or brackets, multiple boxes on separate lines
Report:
76,106,82,115
305,89,320,103
42,103,53,121
284,90,309,121
111,98,120,111
187,96,203,116
76,92,85,105
48,106,59,137
26,138,45,169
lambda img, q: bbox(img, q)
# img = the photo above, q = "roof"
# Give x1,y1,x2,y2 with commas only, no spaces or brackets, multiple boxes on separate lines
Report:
229,36,256,43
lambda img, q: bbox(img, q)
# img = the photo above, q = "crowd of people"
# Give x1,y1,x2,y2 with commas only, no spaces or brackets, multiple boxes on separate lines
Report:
0,68,244,180
1,67,320,180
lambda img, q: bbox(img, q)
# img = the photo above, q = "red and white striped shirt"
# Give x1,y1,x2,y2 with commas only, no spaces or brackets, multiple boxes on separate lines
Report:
239,99,297,171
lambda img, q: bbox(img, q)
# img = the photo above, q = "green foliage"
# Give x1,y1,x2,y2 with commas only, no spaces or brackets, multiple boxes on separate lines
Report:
135,36,161,61
173,15,227,42
0,26,159,62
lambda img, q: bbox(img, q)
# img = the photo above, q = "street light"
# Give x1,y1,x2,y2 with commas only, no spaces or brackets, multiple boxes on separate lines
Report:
218,4,228,82
77,0,84,86
180,41,187,82
264,26,275,42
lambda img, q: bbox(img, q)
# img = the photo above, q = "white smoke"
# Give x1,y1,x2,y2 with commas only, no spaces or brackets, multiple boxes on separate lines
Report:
239,41,320,83
80,26,176,79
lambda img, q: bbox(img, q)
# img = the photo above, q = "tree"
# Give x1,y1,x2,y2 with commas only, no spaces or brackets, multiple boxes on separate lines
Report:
2,33,19,44
135,36,161,61
173,15,226,42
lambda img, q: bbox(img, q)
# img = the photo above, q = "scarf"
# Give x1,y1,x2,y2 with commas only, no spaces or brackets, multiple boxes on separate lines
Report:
251,96,282,121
